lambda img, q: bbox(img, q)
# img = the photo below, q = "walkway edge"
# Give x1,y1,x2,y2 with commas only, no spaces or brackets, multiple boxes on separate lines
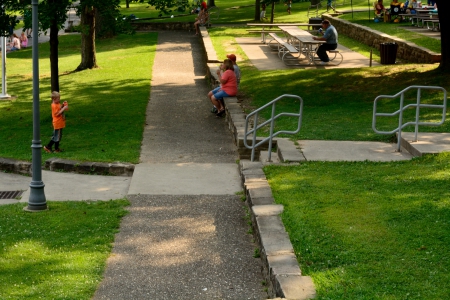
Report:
0,157,134,176
240,160,316,300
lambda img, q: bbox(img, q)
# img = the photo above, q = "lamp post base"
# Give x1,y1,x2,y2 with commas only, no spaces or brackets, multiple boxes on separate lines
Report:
24,181,48,212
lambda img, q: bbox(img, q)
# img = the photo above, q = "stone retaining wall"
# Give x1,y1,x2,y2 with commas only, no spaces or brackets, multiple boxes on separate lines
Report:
323,14,440,63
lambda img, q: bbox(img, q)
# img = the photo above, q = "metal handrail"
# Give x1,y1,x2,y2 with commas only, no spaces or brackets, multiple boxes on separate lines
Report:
373,85,447,152
244,94,303,162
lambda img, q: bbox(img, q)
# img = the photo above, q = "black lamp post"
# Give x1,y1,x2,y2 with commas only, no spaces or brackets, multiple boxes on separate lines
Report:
24,0,47,212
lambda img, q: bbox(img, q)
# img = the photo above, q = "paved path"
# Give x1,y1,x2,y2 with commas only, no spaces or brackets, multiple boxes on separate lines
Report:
93,31,267,299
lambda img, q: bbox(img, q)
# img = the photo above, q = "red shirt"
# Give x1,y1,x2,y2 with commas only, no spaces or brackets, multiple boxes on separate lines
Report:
221,70,237,96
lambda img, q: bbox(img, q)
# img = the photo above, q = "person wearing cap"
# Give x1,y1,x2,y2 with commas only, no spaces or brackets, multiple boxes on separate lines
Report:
312,19,338,65
226,54,241,90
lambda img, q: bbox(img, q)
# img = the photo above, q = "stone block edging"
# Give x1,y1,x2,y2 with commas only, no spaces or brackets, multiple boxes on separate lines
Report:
200,27,316,299
322,13,440,63
240,160,316,300
0,157,134,177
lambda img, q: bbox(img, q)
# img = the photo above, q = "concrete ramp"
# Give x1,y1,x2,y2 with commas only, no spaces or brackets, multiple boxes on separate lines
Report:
298,140,413,161
128,163,241,195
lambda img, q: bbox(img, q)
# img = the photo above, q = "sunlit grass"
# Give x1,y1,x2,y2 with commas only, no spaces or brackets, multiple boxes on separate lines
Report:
265,153,450,299
208,27,450,142
0,32,157,163
0,200,129,300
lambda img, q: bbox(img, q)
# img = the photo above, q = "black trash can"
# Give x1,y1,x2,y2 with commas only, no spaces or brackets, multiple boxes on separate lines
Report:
380,42,398,65
309,17,322,31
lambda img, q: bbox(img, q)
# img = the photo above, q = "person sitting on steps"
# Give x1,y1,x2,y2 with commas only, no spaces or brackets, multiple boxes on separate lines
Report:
194,6,208,35
207,59,237,118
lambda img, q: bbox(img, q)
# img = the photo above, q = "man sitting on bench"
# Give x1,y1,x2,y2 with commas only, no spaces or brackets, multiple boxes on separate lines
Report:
312,19,338,65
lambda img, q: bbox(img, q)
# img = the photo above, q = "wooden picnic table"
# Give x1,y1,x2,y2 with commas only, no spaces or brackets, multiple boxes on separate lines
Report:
247,23,321,43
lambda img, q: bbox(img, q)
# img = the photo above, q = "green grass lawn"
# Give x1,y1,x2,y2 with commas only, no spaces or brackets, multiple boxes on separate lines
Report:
0,200,129,299
264,153,450,299
208,27,450,142
0,32,157,163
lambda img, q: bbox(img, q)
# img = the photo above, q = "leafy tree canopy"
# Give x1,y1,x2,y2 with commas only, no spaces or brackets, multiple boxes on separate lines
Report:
136,0,190,17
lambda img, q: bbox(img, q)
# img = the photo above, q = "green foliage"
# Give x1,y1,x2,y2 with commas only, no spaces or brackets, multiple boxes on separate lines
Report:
264,153,450,299
0,200,130,299
79,0,135,38
137,0,190,17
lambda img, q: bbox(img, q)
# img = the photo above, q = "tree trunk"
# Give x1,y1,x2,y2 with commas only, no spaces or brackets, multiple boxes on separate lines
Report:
126,0,130,8
270,2,275,24
76,6,97,71
49,17,59,92
436,0,449,71
255,0,261,21
208,0,215,7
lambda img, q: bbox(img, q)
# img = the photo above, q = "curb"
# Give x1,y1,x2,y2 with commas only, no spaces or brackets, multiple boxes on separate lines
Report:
0,157,134,177
240,160,316,300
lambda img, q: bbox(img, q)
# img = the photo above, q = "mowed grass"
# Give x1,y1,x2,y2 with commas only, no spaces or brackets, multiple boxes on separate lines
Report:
0,200,129,300
207,17,450,299
264,153,450,299
0,32,157,163
208,27,450,142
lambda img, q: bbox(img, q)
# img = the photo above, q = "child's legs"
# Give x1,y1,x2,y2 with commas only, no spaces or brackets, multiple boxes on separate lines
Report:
52,128,63,150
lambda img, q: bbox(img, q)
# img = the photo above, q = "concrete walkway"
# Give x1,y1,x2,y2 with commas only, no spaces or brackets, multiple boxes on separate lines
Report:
93,30,267,299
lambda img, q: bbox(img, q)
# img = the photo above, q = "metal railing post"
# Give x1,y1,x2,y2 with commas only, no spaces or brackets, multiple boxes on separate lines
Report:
373,86,447,152
414,87,421,142
244,94,303,162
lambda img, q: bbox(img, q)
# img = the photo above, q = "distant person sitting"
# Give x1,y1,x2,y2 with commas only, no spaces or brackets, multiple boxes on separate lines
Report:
375,0,387,16
194,7,208,36
312,20,338,65
9,33,21,52
390,0,404,22
20,32,28,48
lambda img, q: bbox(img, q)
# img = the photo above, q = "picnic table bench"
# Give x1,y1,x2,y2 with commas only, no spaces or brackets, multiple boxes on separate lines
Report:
267,33,299,65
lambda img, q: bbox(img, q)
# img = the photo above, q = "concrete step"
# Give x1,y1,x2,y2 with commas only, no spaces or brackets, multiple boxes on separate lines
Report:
276,138,306,163
399,132,450,157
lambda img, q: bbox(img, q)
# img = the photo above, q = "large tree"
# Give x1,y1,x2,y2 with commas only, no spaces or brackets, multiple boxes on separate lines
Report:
254,0,261,21
76,0,133,71
38,0,73,92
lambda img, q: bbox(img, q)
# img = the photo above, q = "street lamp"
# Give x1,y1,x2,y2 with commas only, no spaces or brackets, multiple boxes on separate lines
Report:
24,0,47,212
0,4,10,99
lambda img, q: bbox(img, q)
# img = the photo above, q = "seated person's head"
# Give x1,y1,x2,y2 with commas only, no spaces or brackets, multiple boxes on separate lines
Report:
223,59,234,71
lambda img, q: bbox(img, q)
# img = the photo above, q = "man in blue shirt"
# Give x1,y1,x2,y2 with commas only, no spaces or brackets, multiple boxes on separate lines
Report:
312,19,338,65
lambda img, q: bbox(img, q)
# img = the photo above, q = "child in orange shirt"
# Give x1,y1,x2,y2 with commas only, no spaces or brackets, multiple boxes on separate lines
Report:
43,91,69,153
